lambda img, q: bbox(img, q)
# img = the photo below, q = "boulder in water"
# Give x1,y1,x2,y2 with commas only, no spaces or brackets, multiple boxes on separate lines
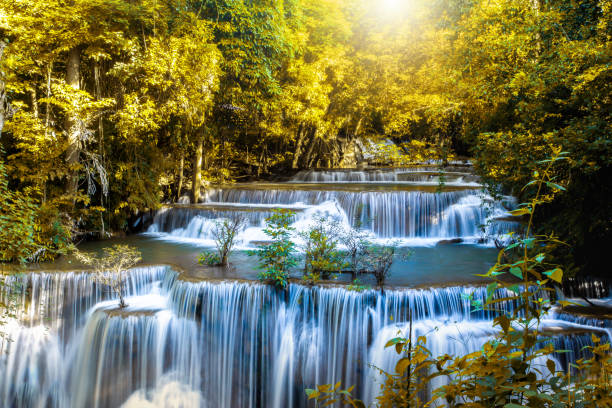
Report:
436,238,464,245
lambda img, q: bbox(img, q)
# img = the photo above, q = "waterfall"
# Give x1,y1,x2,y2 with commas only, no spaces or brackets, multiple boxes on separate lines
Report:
1,267,607,408
0,267,168,408
148,188,517,244
146,166,518,245
69,303,201,408
291,167,480,185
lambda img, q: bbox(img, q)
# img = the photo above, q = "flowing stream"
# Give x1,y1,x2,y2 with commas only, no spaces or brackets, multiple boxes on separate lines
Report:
1,166,609,407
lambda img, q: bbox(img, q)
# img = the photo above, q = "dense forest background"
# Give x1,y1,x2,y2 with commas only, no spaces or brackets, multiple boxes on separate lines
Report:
0,0,610,278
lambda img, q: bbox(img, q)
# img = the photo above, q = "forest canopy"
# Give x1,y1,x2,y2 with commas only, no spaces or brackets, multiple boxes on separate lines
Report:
0,0,610,277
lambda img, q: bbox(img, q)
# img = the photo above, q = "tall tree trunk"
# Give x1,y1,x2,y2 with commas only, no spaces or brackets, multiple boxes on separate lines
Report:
192,134,204,203
353,116,364,138
65,47,81,195
44,62,53,137
177,152,184,201
30,88,38,118
303,128,318,169
0,40,7,140
94,61,107,237
291,124,305,169
94,62,104,157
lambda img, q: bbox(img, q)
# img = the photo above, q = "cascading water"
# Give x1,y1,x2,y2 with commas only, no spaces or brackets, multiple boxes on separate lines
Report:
291,167,480,185
1,266,608,408
1,167,606,407
146,166,518,245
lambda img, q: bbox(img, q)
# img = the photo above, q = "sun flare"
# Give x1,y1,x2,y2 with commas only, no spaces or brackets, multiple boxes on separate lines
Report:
383,0,401,11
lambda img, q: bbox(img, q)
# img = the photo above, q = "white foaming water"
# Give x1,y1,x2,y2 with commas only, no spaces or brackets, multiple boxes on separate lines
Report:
291,167,481,187
121,378,204,408
146,167,518,248
0,267,608,407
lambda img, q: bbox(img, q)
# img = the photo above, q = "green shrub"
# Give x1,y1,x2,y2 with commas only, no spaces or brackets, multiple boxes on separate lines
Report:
339,224,371,277
198,250,221,266
250,209,297,289
360,243,408,289
198,217,245,266
0,154,71,264
301,215,347,283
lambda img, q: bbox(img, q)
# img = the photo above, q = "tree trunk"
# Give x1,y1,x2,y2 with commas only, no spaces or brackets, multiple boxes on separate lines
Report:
94,62,104,157
353,116,364,138
30,88,38,118
177,152,184,201
303,128,318,169
0,40,7,140
192,134,204,203
65,47,81,195
291,124,305,169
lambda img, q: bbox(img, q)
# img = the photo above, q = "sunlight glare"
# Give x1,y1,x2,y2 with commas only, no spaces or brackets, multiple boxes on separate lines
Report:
379,0,410,18
383,0,401,11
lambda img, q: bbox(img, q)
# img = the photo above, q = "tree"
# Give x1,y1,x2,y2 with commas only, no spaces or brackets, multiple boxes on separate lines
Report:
360,244,397,289
110,15,222,203
198,217,245,266
0,39,8,139
75,244,141,308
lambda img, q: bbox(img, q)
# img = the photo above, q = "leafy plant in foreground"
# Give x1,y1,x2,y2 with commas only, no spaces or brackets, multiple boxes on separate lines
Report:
250,210,297,289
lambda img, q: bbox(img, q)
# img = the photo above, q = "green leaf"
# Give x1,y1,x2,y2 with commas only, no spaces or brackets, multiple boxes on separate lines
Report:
505,242,520,251
523,238,535,248
385,337,404,348
509,267,523,279
545,181,566,191
305,389,319,399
